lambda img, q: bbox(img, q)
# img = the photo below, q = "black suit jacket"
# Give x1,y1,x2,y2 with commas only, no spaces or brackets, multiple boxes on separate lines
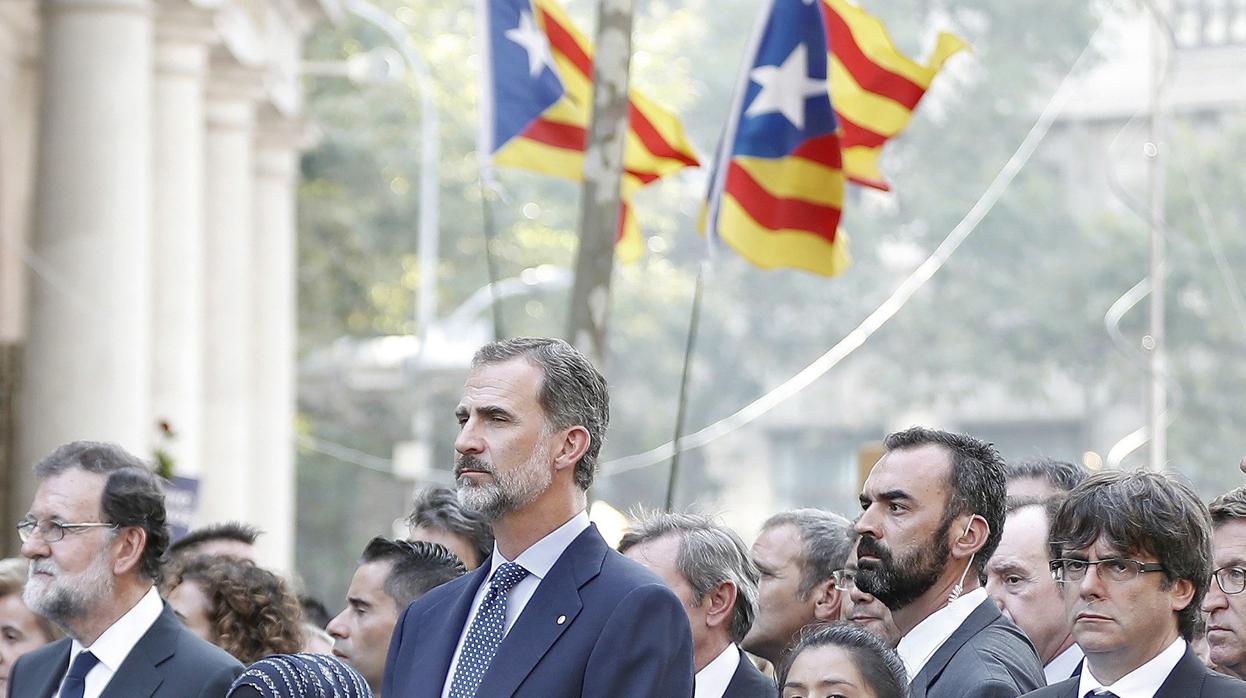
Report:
721,651,775,698
7,603,243,698
909,598,1045,698
1022,645,1246,697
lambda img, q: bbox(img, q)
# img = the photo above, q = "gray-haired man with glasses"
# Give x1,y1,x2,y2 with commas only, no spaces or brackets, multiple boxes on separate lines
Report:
1202,485,1246,681
8,441,242,698
1024,470,1246,698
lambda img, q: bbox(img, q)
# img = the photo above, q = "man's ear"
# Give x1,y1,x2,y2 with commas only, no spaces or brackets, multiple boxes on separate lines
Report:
1170,578,1196,615
952,514,989,561
704,580,738,631
813,579,841,621
551,425,591,475
111,526,148,577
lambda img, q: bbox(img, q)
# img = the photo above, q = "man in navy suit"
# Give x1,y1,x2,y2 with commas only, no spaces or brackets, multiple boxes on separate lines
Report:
381,337,695,698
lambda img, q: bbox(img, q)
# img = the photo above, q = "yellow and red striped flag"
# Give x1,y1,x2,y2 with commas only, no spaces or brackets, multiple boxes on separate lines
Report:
480,0,700,262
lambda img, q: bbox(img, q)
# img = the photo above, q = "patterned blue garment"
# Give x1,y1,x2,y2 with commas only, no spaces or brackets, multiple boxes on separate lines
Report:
228,653,373,698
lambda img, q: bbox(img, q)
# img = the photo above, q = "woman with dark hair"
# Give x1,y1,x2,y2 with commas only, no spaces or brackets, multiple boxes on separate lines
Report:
228,653,372,697
779,622,909,698
164,555,305,665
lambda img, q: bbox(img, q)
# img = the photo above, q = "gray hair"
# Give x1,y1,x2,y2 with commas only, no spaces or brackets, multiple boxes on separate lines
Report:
406,487,494,566
1005,457,1089,493
618,512,760,643
762,509,854,598
472,337,609,490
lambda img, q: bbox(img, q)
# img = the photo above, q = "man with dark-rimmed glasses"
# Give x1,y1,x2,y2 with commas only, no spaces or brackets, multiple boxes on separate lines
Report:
1024,470,1246,697
1203,485,1246,681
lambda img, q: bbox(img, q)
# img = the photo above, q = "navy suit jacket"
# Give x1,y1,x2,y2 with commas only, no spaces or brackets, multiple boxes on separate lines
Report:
381,524,695,697
721,651,775,698
1022,645,1246,697
909,598,1045,698
7,603,243,698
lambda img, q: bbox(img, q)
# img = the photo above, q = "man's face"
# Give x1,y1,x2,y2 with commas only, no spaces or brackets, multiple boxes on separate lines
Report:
839,546,898,646
453,358,557,521
986,506,1071,664
410,525,483,570
20,470,118,629
1203,519,1246,677
327,561,402,692
854,446,954,611
1058,536,1192,673
742,524,815,663
168,580,214,642
623,535,715,670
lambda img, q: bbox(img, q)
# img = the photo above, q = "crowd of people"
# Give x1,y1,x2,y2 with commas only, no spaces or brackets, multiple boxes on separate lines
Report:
4,336,1246,698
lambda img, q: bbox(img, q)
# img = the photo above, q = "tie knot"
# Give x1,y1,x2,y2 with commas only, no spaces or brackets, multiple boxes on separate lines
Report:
67,650,99,680
489,562,528,594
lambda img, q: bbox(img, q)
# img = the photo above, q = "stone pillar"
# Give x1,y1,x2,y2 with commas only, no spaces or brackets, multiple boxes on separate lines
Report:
151,2,214,479
249,112,303,570
16,0,154,513
201,61,260,524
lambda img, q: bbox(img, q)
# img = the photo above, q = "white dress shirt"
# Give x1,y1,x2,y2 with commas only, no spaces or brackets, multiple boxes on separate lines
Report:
440,510,591,698
895,587,989,680
1075,637,1185,698
1045,642,1085,684
57,585,163,698
694,643,740,698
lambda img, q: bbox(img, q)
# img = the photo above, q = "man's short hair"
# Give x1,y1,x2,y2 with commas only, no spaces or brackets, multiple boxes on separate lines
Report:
299,595,332,629
168,521,262,557
1209,486,1246,527
617,512,760,643
1048,469,1212,640
472,337,609,490
1006,457,1089,493
34,441,170,584
761,509,854,599
359,538,467,609
884,427,1007,576
406,487,494,564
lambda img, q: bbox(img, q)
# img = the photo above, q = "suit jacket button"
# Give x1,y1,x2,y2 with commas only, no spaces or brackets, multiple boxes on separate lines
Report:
557,615,566,625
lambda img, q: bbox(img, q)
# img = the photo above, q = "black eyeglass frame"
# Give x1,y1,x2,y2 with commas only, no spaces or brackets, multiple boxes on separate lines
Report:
1212,565,1246,595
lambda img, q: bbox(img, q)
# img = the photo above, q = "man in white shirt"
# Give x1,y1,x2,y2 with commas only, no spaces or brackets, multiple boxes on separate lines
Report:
619,512,776,698
8,441,242,698
855,426,1044,697
1024,470,1246,697
381,337,694,698
1204,486,1246,681
987,497,1083,683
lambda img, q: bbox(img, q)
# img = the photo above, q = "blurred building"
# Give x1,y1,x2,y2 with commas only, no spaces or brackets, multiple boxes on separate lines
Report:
0,0,341,570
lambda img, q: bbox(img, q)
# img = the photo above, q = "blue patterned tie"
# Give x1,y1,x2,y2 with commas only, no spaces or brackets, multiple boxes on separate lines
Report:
447,562,529,698
61,650,99,698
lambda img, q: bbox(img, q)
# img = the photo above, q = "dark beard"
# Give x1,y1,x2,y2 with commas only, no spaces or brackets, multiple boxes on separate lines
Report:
854,516,952,611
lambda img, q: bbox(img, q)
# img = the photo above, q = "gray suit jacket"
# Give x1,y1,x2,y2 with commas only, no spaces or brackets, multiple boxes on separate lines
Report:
1022,645,1246,697
7,603,243,698
909,598,1045,698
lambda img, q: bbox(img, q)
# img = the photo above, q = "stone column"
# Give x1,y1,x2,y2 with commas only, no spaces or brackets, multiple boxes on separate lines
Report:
249,112,303,570
16,0,154,512
201,60,261,524
151,2,214,479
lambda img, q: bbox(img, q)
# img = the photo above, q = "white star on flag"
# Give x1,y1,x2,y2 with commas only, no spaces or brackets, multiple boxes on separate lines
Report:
505,10,557,78
744,43,827,130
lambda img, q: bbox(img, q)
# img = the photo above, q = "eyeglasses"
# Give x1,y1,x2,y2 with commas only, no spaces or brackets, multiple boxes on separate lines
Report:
1213,566,1246,595
832,569,856,591
16,519,118,543
1049,557,1166,583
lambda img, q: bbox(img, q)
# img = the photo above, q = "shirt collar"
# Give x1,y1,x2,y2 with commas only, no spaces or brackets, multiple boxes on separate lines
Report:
1044,642,1085,684
896,587,988,680
694,643,740,698
70,586,163,672
488,510,591,582
1076,637,1185,698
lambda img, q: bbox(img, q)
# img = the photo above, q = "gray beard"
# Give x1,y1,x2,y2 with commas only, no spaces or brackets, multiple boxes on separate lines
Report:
456,451,552,522
23,552,115,636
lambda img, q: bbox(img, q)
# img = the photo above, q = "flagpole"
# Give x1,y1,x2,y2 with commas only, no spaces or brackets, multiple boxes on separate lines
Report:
479,179,506,341
664,261,707,511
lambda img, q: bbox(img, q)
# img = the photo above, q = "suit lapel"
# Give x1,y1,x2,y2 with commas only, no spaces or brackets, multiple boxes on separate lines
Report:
1155,646,1205,697
474,526,604,696
411,564,491,698
20,639,70,698
99,605,179,698
909,598,1000,694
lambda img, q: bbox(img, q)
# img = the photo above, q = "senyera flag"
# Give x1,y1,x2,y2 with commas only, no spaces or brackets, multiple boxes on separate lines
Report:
479,0,700,262
704,0,849,277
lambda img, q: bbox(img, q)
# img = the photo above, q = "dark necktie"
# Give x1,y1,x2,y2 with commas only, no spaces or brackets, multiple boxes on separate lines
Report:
447,562,529,698
61,650,100,698
1088,691,1120,698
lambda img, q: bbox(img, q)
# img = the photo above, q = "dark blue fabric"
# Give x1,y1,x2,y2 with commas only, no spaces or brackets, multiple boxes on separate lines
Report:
228,653,371,698
60,651,99,698
447,562,528,698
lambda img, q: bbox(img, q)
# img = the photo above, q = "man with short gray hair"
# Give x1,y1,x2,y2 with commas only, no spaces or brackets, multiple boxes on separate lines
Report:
620,512,775,698
742,509,854,665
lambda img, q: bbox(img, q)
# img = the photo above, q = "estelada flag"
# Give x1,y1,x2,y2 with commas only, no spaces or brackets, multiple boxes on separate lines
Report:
479,0,700,262
704,0,850,277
